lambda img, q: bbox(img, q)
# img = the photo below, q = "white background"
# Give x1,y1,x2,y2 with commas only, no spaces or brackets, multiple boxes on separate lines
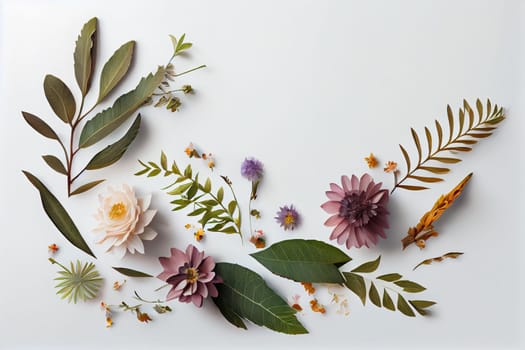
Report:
0,0,523,349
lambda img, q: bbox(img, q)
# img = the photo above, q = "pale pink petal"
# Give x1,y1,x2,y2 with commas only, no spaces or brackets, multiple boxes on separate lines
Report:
330,183,344,195
324,215,344,227
321,201,341,214
351,175,359,189
341,175,352,192
330,220,349,240
140,228,158,240
325,190,343,200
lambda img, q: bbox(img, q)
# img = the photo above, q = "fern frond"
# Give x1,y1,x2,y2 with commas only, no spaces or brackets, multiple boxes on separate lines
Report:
50,258,103,303
392,99,504,193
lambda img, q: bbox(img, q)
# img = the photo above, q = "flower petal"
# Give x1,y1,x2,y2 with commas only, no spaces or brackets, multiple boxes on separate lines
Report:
324,215,344,227
321,201,341,214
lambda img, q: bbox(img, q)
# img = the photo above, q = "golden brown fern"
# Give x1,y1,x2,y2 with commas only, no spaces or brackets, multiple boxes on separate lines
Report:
392,99,504,193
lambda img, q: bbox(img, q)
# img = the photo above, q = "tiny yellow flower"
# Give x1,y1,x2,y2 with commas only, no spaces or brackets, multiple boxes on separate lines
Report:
364,153,378,168
106,317,113,328
194,228,205,241
185,223,191,229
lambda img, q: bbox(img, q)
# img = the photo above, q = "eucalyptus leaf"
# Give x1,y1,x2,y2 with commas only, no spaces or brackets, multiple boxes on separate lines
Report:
85,114,141,170
74,17,97,96
22,171,95,258
213,263,307,334
351,256,380,273
44,74,76,124
21,111,60,140
79,67,164,148
396,294,415,317
343,272,366,305
98,41,135,102
382,290,395,311
42,155,67,175
251,239,350,283
70,180,105,196
112,267,153,278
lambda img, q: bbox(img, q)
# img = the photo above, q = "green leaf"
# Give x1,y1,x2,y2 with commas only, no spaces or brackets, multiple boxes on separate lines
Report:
217,187,224,203
394,280,426,293
74,17,97,96
148,168,161,177
21,111,60,140
343,272,366,305
112,267,153,277
98,41,135,102
200,199,218,206
188,207,207,217
187,178,199,199
203,178,212,192
369,282,381,307
22,171,95,258
85,114,141,170
79,67,164,148
219,226,238,234
213,263,307,335
167,182,192,195
44,74,76,124
409,300,436,316
70,180,105,196
377,273,402,282
213,297,247,330
184,164,192,178
228,200,237,215
42,155,67,175
251,239,351,283
397,294,415,317
351,256,380,273
382,290,395,311
160,151,168,170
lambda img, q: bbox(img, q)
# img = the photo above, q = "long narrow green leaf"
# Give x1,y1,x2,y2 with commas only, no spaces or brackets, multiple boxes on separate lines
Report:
85,114,141,170
98,41,135,102
22,171,95,258
44,74,76,123
70,180,105,196
112,267,153,277
251,239,351,283
351,256,380,273
79,67,164,148
74,17,97,96
213,263,307,334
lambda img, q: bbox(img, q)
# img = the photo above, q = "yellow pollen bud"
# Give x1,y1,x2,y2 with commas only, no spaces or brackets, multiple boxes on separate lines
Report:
284,212,295,226
109,202,127,220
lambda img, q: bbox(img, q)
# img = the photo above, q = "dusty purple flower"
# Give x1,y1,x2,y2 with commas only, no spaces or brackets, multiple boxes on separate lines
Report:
157,245,222,307
275,204,300,230
241,157,264,181
321,174,389,249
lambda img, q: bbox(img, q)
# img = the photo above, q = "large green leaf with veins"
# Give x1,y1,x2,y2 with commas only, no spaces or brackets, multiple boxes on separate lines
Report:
213,263,307,335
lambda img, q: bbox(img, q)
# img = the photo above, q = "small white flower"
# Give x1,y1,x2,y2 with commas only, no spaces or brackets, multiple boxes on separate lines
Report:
94,184,157,259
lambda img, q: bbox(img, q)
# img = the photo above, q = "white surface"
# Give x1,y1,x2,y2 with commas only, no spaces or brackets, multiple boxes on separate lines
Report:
0,0,523,349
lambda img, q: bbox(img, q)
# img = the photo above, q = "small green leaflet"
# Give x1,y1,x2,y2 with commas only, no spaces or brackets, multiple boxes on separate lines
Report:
250,239,351,283
21,111,60,140
213,263,307,334
22,171,95,258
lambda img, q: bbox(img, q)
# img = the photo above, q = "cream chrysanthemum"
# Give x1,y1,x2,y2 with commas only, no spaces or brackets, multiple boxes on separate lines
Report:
94,185,157,259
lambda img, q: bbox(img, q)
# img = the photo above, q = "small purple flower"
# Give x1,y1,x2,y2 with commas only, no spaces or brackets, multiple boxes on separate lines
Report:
241,157,264,181
157,244,222,307
275,204,300,231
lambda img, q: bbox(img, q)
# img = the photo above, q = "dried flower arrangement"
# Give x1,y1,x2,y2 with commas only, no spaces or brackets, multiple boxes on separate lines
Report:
21,17,506,334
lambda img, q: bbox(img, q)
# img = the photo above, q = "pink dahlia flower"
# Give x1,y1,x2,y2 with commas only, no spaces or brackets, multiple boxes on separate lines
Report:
321,174,389,249
157,245,222,307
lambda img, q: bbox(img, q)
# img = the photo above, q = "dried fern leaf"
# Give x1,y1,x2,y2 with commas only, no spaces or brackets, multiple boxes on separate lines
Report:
393,99,504,192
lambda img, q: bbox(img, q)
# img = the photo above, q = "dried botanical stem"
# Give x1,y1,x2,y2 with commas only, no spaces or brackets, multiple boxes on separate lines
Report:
391,99,504,194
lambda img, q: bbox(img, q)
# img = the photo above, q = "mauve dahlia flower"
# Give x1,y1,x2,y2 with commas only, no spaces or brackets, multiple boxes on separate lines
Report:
241,157,264,181
321,174,389,249
157,245,222,307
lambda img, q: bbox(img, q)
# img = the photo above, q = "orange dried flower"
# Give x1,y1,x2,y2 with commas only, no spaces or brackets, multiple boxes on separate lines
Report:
249,229,266,248
301,282,315,295
309,299,326,314
194,228,205,241
137,311,152,323
48,243,59,253
402,173,473,249
106,317,113,328
184,223,191,229
384,161,398,173
364,153,378,168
